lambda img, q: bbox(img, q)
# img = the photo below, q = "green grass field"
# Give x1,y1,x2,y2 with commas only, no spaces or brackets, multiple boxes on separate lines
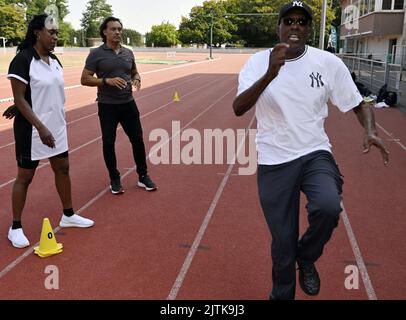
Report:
1,52,191,73
1,53,16,73
0,53,87,72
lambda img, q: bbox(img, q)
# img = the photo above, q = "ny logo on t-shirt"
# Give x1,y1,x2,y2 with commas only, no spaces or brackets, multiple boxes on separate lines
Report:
309,72,324,88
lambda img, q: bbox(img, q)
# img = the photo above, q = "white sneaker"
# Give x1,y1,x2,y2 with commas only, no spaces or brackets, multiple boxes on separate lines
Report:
8,228,30,248
59,214,94,228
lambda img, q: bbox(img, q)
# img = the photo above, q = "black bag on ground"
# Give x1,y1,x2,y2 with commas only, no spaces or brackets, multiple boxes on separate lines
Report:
356,82,371,96
351,72,371,96
384,91,398,106
377,84,388,103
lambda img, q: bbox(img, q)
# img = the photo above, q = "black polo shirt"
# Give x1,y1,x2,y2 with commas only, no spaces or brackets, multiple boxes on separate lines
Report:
85,43,136,104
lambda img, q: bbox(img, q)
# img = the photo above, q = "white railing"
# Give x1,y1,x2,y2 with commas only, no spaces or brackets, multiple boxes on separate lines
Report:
337,54,402,94
392,45,406,69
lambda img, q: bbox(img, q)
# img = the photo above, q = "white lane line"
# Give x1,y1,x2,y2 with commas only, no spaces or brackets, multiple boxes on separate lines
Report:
0,76,230,191
376,122,406,151
167,113,255,300
141,58,221,75
0,58,221,104
0,97,14,104
341,203,377,300
0,85,235,282
51,75,206,127
0,177,18,189
0,141,14,150
0,161,48,189
65,85,82,90
0,74,216,148
0,73,206,138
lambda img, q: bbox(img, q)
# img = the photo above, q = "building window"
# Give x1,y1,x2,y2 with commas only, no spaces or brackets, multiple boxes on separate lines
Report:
382,0,404,9
368,0,375,13
359,0,365,15
394,0,404,9
357,0,376,16
382,0,392,9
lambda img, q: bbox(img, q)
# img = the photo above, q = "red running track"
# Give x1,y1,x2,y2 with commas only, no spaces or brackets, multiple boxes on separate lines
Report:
0,53,404,300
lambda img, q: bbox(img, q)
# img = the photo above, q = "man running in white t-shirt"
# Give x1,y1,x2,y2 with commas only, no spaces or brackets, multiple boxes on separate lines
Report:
233,1,389,300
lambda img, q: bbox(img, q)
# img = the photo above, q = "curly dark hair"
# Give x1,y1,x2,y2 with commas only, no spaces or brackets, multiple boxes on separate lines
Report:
99,17,123,43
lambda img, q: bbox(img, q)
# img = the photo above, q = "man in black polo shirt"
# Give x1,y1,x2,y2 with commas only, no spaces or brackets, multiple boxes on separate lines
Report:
81,16,156,194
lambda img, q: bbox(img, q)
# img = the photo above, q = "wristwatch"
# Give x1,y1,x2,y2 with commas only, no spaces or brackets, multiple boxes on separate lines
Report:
102,78,107,86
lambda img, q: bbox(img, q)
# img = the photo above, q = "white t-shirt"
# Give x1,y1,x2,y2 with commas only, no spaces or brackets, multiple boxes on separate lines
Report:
237,45,363,165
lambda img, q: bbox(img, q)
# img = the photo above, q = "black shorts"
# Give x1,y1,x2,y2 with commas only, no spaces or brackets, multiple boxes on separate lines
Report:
17,151,69,169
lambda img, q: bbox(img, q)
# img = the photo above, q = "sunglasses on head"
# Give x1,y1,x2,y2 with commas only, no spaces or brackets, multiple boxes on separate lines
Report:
282,17,309,26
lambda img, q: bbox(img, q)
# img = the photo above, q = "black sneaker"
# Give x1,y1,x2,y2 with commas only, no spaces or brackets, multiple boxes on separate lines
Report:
298,262,320,296
138,175,157,191
110,178,124,195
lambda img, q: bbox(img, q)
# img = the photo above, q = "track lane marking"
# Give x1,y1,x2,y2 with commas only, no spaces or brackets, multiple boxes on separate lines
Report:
168,113,255,300
0,84,236,283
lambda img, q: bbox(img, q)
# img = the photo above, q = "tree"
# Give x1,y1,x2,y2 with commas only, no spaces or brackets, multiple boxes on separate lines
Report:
25,0,49,25
52,0,69,20
224,0,280,47
178,0,236,46
146,22,178,47
21,0,72,46
305,0,336,48
0,0,74,46
0,0,26,45
57,21,75,46
122,29,142,47
178,5,209,45
49,0,73,46
71,29,86,47
179,0,336,48
81,0,113,40
179,0,237,45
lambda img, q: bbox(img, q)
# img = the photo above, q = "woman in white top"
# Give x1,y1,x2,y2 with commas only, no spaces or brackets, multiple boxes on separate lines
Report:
6,14,94,249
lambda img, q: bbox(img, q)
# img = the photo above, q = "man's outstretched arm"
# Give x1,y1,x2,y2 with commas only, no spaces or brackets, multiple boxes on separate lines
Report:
353,101,389,166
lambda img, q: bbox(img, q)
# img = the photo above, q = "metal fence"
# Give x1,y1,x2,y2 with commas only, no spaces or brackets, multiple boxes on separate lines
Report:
392,45,406,70
337,54,402,94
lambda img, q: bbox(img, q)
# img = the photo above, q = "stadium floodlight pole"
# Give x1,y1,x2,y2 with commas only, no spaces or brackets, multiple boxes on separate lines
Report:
319,0,327,49
206,12,278,59
0,37,6,54
210,12,214,59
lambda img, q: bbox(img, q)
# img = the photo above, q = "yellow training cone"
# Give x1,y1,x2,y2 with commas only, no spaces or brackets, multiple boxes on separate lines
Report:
34,218,63,258
173,91,180,102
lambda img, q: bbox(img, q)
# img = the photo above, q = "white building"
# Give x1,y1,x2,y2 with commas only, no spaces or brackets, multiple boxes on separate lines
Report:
340,0,405,65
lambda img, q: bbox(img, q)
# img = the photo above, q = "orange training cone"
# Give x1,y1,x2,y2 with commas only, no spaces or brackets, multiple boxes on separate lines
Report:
173,91,180,102
34,218,63,258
